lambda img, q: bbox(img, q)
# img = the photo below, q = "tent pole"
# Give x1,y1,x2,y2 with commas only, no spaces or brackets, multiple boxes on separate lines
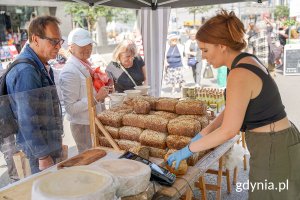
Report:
136,0,151,6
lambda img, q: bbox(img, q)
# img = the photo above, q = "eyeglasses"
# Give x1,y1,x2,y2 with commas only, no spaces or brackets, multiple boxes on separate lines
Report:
39,35,64,47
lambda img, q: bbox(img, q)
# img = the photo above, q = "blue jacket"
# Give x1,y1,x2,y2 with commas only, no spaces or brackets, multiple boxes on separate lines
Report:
6,44,63,159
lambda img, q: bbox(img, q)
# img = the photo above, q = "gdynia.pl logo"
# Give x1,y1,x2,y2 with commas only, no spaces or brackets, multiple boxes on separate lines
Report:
236,179,289,193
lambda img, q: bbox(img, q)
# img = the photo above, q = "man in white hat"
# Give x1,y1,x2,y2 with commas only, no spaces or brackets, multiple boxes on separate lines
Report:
59,28,108,153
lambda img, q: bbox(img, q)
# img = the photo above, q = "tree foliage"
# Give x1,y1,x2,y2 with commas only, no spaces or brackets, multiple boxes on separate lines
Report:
64,3,135,31
187,6,213,28
274,5,289,20
188,6,213,16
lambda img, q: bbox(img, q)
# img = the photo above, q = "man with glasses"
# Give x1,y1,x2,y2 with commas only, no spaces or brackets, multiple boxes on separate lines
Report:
5,16,64,174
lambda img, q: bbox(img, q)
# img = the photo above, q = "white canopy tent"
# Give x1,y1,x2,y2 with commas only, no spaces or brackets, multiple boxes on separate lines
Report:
55,0,261,96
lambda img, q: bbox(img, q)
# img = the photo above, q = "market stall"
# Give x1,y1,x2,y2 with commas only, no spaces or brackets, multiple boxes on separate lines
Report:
0,77,243,200
0,136,240,200
84,77,242,199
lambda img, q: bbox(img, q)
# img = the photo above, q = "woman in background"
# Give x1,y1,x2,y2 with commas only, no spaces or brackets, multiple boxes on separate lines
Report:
106,39,147,93
185,29,200,83
164,34,185,93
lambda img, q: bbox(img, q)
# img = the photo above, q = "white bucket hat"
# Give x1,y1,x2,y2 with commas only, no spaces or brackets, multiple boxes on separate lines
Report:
167,33,179,40
68,28,96,47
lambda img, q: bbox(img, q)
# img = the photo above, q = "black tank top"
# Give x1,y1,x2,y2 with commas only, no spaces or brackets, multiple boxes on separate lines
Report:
229,53,286,131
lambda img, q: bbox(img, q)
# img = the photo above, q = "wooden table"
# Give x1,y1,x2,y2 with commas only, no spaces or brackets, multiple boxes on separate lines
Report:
155,135,241,200
0,135,240,200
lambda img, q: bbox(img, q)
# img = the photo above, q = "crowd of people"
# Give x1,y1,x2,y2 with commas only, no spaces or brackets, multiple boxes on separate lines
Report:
0,10,300,200
245,14,300,77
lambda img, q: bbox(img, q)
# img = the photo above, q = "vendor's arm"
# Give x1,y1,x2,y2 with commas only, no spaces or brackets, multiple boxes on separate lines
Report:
200,110,224,136
190,68,252,152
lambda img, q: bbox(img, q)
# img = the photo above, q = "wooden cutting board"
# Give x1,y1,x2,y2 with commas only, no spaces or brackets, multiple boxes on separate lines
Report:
57,149,106,169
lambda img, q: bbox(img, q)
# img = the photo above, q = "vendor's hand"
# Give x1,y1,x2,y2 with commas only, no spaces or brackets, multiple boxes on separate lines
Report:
167,146,193,170
191,133,202,143
39,156,54,171
95,86,109,102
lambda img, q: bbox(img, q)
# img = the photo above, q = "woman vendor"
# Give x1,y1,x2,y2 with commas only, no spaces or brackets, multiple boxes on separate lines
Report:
167,10,300,200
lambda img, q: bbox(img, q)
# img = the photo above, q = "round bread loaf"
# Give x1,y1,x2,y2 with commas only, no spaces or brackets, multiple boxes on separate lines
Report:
164,150,188,175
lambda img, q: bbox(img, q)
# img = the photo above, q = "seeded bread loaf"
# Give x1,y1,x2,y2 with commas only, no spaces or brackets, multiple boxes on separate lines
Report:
187,152,199,166
155,98,178,112
134,96,157,110
133,99,151,114
117,140,141,151
196,115,209,128
122,113,148,129
139,130,167,149
97,110,125,127
166,135,191,150
123,97,135,107
109,105,133,113
175,99,207,115
149,111,178,120
98,136,119,148
102,126,119,139
129,146,150,160
167,118,201,137
148,147,167,159
167,149,199,166
144,115,169,133
176,115,209,129
164,149,188,175
119,126,143,142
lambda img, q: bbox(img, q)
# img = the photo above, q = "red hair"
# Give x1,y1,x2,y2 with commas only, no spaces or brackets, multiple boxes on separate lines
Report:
196,10,246,51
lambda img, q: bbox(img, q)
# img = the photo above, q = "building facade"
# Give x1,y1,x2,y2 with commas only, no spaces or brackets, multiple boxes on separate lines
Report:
0,0,72,46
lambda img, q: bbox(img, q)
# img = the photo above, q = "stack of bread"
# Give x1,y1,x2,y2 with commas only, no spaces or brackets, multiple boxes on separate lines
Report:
97,96,210,166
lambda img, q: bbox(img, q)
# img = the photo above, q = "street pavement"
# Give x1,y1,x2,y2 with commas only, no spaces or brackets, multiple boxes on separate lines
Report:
0,63,299,199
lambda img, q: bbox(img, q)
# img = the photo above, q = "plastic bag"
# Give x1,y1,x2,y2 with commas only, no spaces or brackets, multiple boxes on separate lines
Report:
223,143,245,170
203,64,214,79
93,67,111,92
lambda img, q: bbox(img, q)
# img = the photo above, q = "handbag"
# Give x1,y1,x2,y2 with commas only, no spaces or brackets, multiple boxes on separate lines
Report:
187,57,197,67
203,64,214,79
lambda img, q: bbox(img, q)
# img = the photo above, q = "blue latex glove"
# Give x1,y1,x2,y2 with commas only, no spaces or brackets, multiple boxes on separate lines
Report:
167,145,193,170
191,133,202,143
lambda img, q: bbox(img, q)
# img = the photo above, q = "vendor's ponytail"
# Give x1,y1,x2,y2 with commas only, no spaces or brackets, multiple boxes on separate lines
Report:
225,11,247,50
196,9,246,51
